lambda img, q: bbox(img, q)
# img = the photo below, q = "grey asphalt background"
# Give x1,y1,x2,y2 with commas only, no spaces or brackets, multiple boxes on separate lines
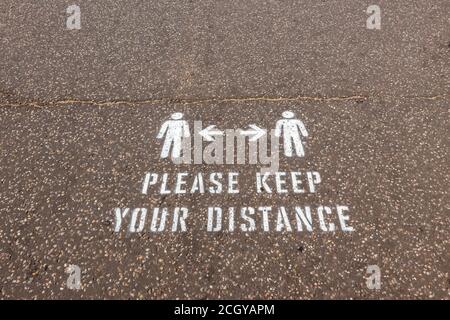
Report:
0,1,449,299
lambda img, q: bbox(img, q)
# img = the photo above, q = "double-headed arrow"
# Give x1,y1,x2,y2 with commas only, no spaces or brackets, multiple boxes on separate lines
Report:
199,124,266,142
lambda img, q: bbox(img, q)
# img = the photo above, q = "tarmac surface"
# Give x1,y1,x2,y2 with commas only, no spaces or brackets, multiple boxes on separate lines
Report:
0,1,449,299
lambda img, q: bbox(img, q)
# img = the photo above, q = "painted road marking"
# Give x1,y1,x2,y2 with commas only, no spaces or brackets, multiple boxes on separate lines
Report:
112,109,354,235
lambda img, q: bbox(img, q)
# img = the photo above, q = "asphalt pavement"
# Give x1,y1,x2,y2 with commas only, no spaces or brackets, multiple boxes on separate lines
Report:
0,0,449,299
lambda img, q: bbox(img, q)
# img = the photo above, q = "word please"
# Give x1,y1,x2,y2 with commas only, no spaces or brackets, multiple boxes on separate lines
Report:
141,171,321,195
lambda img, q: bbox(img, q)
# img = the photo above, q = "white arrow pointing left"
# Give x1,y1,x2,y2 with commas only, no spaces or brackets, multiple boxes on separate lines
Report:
199,125,223,142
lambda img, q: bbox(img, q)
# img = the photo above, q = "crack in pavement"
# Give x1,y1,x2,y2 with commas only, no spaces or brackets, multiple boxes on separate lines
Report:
0,94,448,108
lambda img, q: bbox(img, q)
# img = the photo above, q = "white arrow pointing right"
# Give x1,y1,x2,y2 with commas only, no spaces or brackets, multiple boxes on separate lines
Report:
239,124,266,142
